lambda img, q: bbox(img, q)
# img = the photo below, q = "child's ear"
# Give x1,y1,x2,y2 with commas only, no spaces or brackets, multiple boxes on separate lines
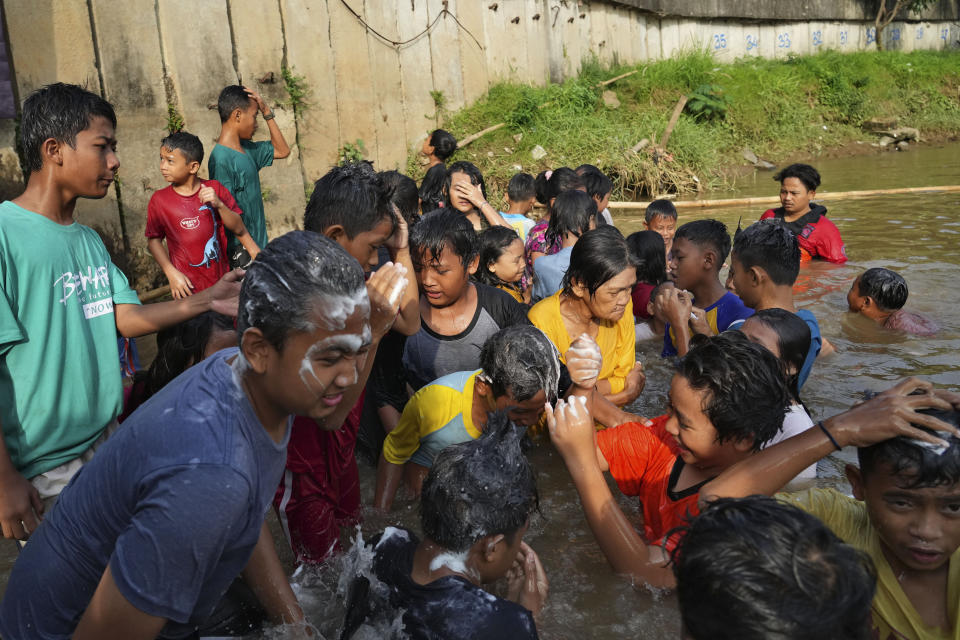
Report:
862,296,876,310
701,248,718,271
188,161,201,176
467,254,480,275
233,108,243,122
846,464,866,500
733,437,755,454
42,137,64,167
749,265,764,287
475,376,491,398
482,534,506,561
239,328,273,374
323,225,347,245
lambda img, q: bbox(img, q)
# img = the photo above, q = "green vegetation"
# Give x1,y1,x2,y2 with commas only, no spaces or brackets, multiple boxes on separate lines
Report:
338,139,368,165
281,66,310,121
165,103,184,134
408,49,960,200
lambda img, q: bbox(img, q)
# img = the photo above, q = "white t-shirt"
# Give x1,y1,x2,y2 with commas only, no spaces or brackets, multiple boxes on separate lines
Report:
764,404,817,480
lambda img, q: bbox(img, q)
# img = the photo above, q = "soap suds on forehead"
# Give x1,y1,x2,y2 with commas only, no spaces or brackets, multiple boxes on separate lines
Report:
298,326,373,396
315,289,371,331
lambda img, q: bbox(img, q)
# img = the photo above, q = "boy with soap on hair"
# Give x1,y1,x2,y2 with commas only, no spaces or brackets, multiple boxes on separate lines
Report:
375,324,560,510
701,378,960,639
847,267,938,336
346,412,546,640
208,85,291,267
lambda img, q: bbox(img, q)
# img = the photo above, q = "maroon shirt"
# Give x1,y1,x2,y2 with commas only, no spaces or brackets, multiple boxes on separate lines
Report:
146,180,241,292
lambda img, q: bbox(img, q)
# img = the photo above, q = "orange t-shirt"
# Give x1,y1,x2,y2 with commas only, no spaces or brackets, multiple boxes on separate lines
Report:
596,415,706,549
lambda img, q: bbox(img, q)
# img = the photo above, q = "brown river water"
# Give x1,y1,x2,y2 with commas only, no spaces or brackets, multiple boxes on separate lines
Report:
2,142,959,638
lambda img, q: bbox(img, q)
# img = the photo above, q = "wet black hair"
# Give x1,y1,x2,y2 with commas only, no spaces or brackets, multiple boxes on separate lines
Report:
533,170,551,205
480,325,560,404
378,169,420,226
675,219,732,267
545,189,597,247
645,198,678,223
428,129,457,161
857,268,908,312
575,164,614,200
18,83,118,175
217,85,254,123
857,407,960,489
732,222,800,286
562,226,635,297
420,411,539,552
673,495,875,640
444,160,487,209
742,309,811,406
304,162,396,239
507,172,536,202
410,208,478,268
475,226,522,288
774,163,821,192
238,231,366,351
145,312,236,396
625,230,667,287
418,163,447,213
678,332,790,449
160,130,204,165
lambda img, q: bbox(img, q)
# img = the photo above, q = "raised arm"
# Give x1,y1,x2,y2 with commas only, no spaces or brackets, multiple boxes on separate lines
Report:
383,206,420,336
245,87,290,160
546,399,674,587
700,378,960,507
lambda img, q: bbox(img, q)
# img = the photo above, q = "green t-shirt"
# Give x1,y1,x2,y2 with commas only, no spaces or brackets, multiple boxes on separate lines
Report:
0,201,141,478
207,140,274,254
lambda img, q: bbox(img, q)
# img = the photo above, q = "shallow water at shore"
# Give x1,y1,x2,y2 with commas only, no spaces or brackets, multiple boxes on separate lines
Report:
2,143,959,638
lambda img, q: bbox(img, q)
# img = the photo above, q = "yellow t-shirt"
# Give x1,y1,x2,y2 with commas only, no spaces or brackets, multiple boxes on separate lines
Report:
779,488,960,640
527,291,635,395
381,370,482,469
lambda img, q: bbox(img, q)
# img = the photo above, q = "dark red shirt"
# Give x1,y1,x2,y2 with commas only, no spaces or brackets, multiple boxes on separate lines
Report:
145,180,242,292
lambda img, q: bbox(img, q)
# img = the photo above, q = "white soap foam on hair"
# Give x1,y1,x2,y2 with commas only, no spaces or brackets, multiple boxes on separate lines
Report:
316,289,371,331
297,327,373,396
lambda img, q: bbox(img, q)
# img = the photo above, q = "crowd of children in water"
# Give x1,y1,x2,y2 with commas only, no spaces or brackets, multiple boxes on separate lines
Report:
0,82,956,640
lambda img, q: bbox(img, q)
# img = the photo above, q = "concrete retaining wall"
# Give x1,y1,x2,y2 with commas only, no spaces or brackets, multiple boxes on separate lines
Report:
1,0,957,287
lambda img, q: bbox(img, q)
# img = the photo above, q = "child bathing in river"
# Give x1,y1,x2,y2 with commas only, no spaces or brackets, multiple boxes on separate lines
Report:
847,267,939,336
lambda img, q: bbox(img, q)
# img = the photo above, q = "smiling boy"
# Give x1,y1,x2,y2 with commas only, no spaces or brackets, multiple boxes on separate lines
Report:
547,331,790,584
701,379,960,639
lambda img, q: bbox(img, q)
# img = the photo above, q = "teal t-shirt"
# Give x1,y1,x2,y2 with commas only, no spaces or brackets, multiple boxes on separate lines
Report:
0,201,141,477
207,140,274,254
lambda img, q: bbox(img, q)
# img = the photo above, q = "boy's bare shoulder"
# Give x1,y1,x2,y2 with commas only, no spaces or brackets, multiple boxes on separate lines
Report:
885,309,938,336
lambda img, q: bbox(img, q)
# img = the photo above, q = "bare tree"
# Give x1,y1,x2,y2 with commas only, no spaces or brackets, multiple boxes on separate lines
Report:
875,0,939,50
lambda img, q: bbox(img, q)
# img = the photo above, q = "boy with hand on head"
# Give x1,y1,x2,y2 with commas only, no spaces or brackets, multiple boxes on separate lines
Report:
403,209,530,392
547,331,791,584
147,131,259,298
277,162,417,564
728,221,834,387
658,219,753,357
349,413,547,640
0,83,241,544
673,495,876,640
500,172,537,241
208,85,291,267
701,379,960,640
761,163,847,264
643,199,678,256
375,324,559,510
847,267,938,336
0,231,407,639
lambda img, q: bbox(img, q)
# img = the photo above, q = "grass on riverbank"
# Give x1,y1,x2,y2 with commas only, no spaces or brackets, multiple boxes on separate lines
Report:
408,49,960,201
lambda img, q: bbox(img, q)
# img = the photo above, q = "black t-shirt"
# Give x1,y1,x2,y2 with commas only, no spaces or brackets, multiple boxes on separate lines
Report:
766,203,828,236
345,527,539,640
402,283,531,391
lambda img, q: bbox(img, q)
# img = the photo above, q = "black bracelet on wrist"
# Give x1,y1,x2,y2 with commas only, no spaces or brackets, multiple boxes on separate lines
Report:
817,421,842,451
263,111,276,121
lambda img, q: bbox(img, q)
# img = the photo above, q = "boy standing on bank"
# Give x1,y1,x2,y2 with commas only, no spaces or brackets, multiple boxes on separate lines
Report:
147,131,259,298
0,84,240,542
208,85,290,266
